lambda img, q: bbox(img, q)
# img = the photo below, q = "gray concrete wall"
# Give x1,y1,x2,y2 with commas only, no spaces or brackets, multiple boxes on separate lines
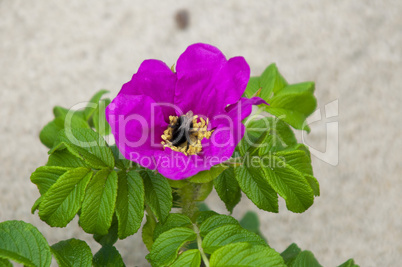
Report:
1,1,401,266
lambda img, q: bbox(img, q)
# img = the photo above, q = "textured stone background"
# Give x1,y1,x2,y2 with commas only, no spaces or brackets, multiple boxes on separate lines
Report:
1,1,401,266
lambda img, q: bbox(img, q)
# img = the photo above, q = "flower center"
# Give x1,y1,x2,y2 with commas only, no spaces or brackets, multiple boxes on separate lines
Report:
161,111,213,155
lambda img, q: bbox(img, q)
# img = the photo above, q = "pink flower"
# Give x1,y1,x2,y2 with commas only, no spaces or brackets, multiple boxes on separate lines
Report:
106,43,265,179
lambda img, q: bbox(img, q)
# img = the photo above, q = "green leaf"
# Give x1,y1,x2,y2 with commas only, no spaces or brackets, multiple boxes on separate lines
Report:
0,258,12,267
93,216,118,246
292,250,323,267
280,243,302,266
0,220,52,267
170,249,201,267
53,106,85,119
46,149,87,168
239,211,260,234
202,224,267,254
244,76,261,98
264,83,316,132
142,214,157,251
40,119,63,149
188,164,228,183
307,176,321,198
199,215,239,237
93,245,125,267
80,169,118,235
168,179,188,188
213,167,241,213
241,117,297,156
50,128,115,169
147,227,196,266
234,162,278,213
266,107,311,132
31,196,43,214
261,154,314,213
153,213,192,241
240,118,294,156
239,211,267,243
38,167,93,227
194,181,213,201
276,149,320,197
115,170,144,239
197,202,210,211
30,166,70,195
240,118,272,155
51,238,92,267
245,65,316,133
195,210,219,225
53,106,69,117
93,98,112,136
244,64,287,100
210,242,285,267
141,170,172,222
40,113,90,148
337,258,359,267
110,145,130,170
84,89,109,121
294,143,312,159
276,82,315,95
31,165,76,215
260,63,288,97
277,150,313,175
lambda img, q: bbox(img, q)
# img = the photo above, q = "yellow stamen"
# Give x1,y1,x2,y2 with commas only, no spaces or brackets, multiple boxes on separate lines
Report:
160,113,213,156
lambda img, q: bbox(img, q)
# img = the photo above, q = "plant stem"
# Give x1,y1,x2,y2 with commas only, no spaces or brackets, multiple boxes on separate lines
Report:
179,183,201,221
193,224,210,267
222,157,243,166
179,183,210,265
145,205,156,220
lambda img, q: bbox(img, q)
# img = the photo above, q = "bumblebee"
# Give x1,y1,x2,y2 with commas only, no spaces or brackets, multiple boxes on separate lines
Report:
170,111,195,151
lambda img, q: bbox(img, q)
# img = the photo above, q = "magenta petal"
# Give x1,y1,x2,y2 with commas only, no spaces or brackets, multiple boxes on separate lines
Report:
205,97,267,158
226,97,267,120
208,56,250,116
120,59,176,122
106,94,168,169
201,126,235,161
175,43,250,117
155,149,207,180
175,43,226,116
